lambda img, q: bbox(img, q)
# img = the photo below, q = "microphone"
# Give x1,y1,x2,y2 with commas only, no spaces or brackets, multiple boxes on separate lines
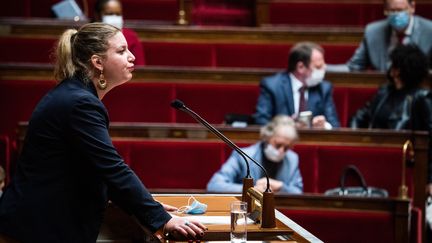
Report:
170,99,273,190
171,99,275,228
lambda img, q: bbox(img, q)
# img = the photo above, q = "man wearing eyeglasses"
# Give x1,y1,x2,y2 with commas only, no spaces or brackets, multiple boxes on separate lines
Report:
347,0,432,71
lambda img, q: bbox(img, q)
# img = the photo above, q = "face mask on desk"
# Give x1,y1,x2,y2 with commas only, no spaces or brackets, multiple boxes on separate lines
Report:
102,15,124,29
177,196,207,215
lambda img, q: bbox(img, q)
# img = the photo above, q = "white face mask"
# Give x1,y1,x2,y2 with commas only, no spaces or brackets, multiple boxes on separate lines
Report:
305,67,326,87
264,143,285,163
102,15,124,29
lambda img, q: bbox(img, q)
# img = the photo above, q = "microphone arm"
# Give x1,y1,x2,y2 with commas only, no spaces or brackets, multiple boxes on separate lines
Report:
171,99,276,228
170,99,271,192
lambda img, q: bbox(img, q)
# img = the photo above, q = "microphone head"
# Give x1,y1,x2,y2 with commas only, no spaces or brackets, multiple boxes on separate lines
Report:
171,99,185,110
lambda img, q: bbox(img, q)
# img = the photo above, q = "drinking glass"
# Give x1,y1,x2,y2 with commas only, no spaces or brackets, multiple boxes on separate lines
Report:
230,201,247,243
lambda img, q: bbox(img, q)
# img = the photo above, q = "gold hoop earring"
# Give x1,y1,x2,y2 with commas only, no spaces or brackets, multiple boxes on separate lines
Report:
97,70,107,90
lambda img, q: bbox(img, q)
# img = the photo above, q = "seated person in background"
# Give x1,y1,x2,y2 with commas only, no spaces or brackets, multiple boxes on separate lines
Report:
254,42,340,129
347,0,432,71
350,44,432,195
0,166,4,198
207,115,303,194
94,0,145,65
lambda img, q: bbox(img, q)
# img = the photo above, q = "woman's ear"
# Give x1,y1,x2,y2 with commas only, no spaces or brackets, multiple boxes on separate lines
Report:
91,55,103,71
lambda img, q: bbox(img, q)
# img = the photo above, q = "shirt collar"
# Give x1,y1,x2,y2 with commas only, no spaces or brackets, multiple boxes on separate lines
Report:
289,73,304,90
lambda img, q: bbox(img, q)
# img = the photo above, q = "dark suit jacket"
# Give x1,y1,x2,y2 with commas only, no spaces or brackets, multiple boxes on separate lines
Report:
0,77,171,243
254,72,340,127
350,84,432,183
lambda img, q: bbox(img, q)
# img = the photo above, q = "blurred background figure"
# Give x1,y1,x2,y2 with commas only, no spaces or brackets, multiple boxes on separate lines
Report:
347,0,432,71
94,0,145,65
350,44,432,195
254,42,339,129
207,115,303,194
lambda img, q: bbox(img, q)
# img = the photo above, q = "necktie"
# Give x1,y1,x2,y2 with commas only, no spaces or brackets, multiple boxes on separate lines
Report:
299,85,307,113
397,33,405,44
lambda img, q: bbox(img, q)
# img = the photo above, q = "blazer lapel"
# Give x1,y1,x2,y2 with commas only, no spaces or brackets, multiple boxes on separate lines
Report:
409,16,421,44
281,73,295,115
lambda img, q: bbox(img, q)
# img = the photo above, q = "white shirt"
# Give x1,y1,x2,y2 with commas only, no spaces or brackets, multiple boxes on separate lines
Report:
289,73,333,129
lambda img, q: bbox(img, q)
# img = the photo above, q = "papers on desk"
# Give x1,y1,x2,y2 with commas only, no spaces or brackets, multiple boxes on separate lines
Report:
176,215,255,225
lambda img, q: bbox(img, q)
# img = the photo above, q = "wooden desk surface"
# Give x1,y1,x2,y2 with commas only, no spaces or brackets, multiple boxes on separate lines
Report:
153,194,321,243
99,194,322,243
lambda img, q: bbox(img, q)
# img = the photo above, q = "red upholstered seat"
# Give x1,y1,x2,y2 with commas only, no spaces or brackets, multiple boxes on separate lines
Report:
0,37,56,63
102,82,176,123
316,145,410,198
0,37,356,67
268,2,384,26
321,44,358,64
192,0,254,26
280,209,394,243
333,86,377,127
174,83,259,124
267,1,432,26
0,80,56,137
113,139,226,189
122,0,177,21
215,44,290,68
142,42,215,67
292,145,319,193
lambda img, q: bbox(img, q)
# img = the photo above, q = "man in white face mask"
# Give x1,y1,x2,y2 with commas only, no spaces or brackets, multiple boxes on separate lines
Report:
94,0,145,65
254,42,340,129
207,115,303,193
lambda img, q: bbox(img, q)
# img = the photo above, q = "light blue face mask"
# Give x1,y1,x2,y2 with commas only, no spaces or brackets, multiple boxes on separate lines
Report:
177,196,208,215
387,10,410,31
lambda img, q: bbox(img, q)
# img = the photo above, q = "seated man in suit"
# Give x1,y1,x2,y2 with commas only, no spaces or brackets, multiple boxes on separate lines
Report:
347,0,432,71
254,42,340,129
207,115,303,194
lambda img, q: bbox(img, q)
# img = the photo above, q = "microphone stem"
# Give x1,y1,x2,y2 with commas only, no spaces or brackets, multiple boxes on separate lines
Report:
183,107,252,178
184,106,270,192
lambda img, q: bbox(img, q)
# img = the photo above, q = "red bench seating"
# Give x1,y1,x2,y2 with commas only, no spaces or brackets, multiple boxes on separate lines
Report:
192,0,254,26
113,139,227,189
0,80,57,137
110,139,409,197
0,37,358,67
0,80,377,138
1,0,178,22
264,1,432,27
0,37,56,63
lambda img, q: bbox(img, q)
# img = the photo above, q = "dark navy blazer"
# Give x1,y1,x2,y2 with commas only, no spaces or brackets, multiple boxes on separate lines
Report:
254,71,340,127
0,77,171,242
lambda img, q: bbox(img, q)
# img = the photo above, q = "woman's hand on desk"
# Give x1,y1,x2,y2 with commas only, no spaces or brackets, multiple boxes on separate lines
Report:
164,216,207,239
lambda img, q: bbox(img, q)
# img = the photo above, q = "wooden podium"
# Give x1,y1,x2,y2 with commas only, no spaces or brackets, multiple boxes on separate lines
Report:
97,194,322,243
